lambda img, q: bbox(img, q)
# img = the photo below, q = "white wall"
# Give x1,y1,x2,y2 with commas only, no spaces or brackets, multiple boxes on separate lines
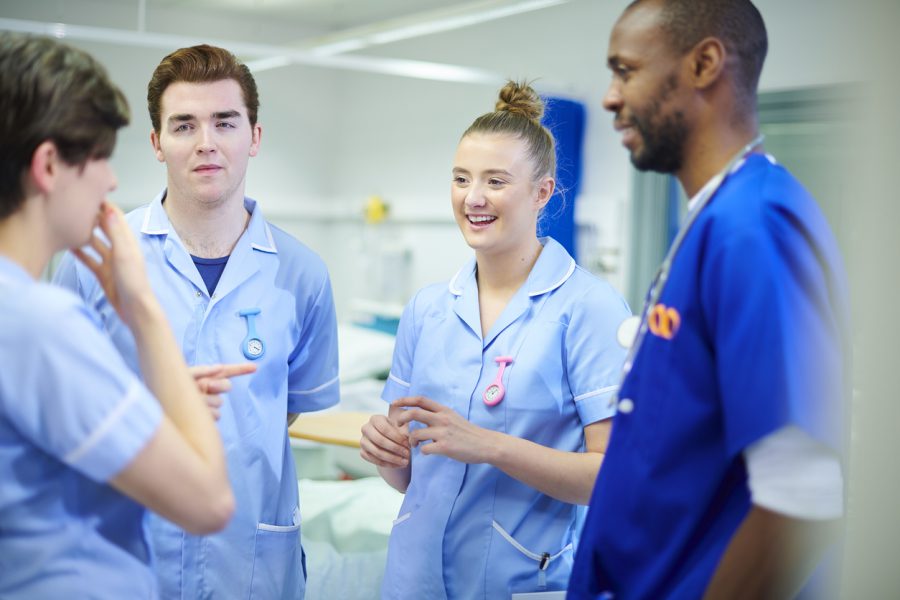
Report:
0,0,874,315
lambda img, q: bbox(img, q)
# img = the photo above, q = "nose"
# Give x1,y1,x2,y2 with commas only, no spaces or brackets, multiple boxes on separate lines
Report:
602,79,623,113
464,184,486,209
196,124,216,153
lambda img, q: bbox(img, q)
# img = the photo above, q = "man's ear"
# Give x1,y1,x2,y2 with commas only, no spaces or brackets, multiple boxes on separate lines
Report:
28,140,61,194
150,129,165,163
249,123,262,158
688,36,727,90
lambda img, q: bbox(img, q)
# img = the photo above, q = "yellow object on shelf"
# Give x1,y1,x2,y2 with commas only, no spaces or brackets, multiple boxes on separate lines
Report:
363,195,389,224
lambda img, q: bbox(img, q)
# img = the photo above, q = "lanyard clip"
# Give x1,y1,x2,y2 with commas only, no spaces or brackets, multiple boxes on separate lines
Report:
538,552,550,571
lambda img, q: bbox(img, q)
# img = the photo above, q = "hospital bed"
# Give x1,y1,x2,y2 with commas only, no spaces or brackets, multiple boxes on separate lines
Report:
290,319,402,599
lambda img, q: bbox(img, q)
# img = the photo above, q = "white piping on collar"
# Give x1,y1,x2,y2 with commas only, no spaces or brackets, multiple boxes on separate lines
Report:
447,256,576,297
140,203,169,235
447,263,470,296
250,221,278,254
529,258,576,297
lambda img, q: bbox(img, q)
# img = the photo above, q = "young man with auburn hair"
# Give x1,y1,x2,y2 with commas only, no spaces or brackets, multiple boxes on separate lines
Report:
55,44,340,599
569,1,849,598
0,33,235,598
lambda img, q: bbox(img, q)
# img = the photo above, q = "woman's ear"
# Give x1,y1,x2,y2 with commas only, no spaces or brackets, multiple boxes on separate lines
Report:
535,176,556,211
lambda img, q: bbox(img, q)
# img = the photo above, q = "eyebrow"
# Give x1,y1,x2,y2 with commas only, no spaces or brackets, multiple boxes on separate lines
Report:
452,168,514,177
167,110,242,125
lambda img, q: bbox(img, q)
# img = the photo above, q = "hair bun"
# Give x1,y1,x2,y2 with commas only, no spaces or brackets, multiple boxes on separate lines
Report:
495,80,544,122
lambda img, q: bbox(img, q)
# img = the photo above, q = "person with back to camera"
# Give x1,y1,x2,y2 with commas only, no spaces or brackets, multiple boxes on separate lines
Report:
568,1,850,598
0,32,243,598
53,44,340,599
359,80,631,599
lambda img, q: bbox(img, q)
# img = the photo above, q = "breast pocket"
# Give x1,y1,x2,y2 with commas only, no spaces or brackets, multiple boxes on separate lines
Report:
505,321,568,413
248,513,304,599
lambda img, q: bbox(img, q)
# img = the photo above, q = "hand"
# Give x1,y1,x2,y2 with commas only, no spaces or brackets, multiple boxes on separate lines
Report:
189,363,257,421
392,396,497,464
72,202,153,328
360,405,410,468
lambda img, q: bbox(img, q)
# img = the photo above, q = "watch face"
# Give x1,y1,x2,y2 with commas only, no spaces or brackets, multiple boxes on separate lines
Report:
484,385,500,402
247,339,263,356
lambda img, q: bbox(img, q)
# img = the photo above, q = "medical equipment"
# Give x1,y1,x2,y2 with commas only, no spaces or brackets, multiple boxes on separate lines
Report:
239,307,265,360
483,356,513,406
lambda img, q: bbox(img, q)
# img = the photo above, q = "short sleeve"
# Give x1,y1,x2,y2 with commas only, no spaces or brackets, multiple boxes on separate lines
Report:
286,273,340,413
381,293,420,402
702,209,846,457
2,293,162,483
565,281,632,425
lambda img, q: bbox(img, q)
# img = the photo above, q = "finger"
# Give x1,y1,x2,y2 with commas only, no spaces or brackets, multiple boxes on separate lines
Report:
72,247,102,278
392,395,444,412
189,364,222,379
197,377,231,395
214,362,257,378
86,229,112,264
408,426,439,448
359,437,408,468
372,417,410,447
205,394,223,409
210,407,221,421
363,419,410,454
190,363,257,379
359,446,403,468
96,202,126,247
394,407,437,428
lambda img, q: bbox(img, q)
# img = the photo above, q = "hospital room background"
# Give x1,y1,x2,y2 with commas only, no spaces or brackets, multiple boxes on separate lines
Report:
2,0,898,597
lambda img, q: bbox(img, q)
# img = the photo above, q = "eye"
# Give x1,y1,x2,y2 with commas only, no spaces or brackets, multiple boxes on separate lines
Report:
217,121,236,129
613,63,632,80
174,123,192,133
453,175,469,185
488,178,507,187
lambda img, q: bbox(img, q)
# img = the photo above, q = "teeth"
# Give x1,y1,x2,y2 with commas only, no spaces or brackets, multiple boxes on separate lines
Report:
469,215,496,223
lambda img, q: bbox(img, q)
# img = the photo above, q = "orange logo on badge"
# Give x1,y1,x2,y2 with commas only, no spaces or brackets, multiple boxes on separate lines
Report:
647,304,681,340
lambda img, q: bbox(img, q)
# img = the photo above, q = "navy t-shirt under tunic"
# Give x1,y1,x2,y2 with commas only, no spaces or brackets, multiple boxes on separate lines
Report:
191,255,229,295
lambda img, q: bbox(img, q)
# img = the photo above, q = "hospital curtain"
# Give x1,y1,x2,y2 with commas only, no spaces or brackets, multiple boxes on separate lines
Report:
626,171,679,311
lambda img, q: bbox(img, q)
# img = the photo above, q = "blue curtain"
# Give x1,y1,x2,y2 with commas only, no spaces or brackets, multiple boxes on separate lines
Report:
539,96,586,262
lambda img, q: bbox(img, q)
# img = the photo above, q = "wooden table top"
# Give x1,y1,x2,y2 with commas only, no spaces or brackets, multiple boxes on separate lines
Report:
288,411,372,448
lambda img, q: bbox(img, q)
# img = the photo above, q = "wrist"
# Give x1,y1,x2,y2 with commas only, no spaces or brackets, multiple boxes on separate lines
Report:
123,292,167,335
483,429,508,466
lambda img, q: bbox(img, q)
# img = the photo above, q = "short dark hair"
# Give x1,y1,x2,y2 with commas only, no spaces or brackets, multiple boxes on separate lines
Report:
0,33,130,219
629,0,768,103
147,44,260,133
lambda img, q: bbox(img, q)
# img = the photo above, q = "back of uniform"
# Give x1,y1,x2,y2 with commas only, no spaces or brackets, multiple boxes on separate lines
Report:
0,257,163,598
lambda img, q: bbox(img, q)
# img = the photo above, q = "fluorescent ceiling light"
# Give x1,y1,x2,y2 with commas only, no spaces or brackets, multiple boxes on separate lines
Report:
0,17,503,84
302,0,570,57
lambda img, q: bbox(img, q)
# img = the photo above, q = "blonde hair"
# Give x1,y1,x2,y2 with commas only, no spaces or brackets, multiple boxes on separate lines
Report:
462,80,556,182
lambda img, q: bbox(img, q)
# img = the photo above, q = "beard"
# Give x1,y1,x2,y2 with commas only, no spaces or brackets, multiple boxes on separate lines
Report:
629,109,687,173
628,74,687,174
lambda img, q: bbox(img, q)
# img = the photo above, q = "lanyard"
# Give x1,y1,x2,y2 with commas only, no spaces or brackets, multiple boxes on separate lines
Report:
619,134,765,382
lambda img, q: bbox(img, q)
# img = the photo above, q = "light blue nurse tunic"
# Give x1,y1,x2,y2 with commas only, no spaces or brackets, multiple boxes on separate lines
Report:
54,192,340,599
0,257,163,598
380,237,630,599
